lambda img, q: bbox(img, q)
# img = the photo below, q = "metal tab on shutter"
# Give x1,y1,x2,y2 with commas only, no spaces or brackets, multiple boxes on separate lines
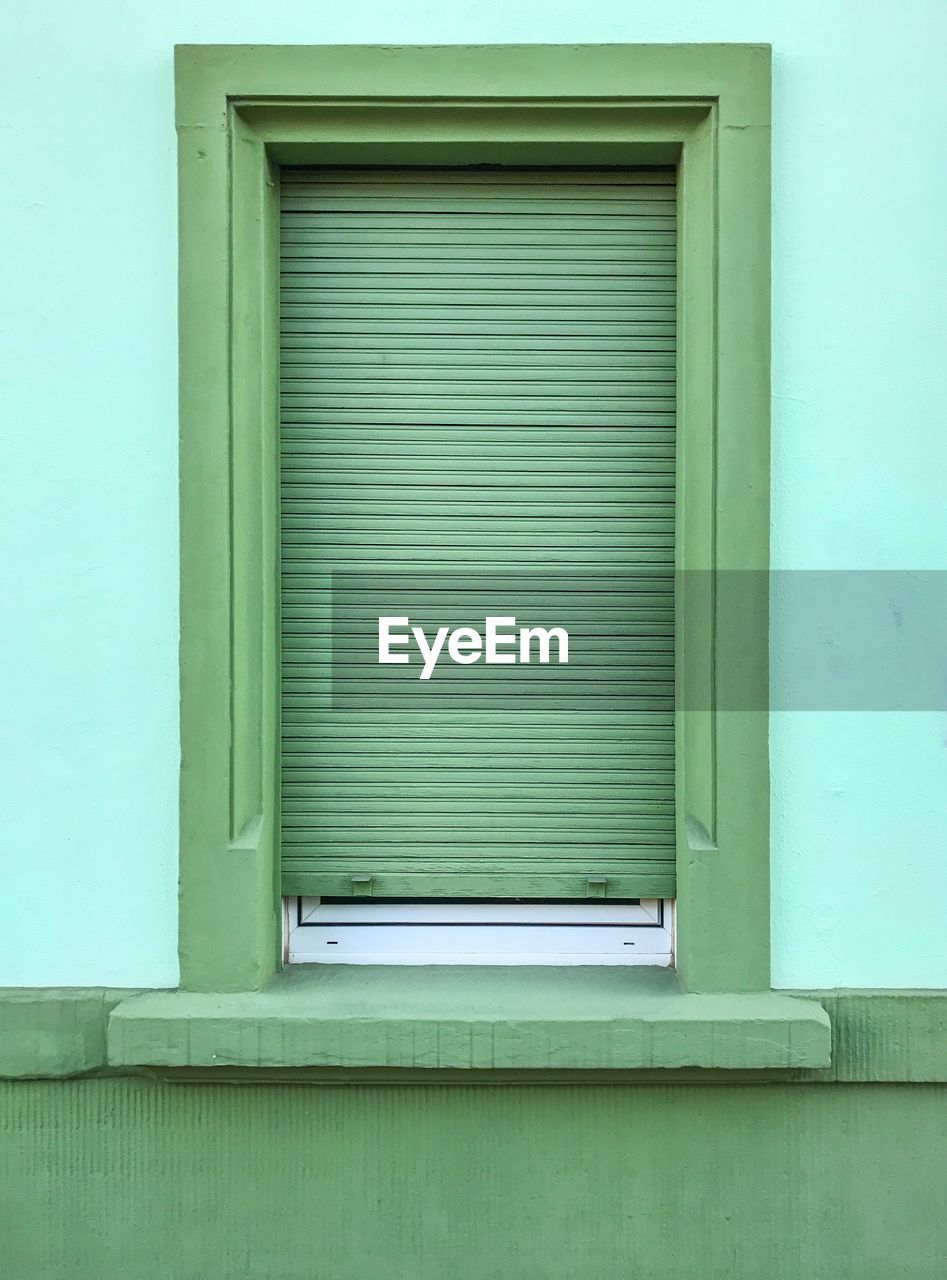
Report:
280,168,676,899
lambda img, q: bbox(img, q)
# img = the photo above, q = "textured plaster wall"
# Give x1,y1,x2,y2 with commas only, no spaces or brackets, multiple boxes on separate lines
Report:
2,1080,946,1280
0,1,945,986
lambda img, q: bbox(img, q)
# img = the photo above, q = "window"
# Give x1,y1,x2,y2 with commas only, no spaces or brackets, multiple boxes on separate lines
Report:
176,44,771,995
287,898,674,965
278,164,677,962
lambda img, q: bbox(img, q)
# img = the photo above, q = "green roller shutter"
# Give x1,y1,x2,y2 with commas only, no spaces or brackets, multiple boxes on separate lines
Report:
280,168,676,899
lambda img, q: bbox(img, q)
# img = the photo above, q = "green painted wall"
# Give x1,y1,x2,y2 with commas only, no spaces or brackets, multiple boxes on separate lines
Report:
2,14,944,1276
0,1079,943,1279
1,3,946,989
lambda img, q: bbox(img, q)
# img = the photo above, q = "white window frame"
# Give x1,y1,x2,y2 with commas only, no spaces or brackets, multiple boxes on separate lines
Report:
285,897,675,966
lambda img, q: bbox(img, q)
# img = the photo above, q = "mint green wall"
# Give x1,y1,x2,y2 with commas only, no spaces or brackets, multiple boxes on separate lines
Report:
1,1,945,987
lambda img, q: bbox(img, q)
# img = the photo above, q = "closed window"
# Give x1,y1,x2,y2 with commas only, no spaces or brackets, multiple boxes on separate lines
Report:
279,167,676,962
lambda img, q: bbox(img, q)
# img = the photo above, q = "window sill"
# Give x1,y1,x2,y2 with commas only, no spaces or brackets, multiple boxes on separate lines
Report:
107,967,830,1072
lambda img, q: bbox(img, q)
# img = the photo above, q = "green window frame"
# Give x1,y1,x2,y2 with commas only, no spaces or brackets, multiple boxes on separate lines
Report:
176,43,772,996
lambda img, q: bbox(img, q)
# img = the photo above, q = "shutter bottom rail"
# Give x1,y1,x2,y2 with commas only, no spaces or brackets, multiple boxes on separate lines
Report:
281,867,676,900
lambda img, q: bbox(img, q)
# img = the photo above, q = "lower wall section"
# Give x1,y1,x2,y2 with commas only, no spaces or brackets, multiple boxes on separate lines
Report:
1,1079,945,1280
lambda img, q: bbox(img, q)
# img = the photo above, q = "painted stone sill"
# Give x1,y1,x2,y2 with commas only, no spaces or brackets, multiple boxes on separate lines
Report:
106,968,830,1072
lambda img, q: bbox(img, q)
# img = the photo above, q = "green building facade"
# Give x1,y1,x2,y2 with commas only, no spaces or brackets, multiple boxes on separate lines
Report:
1,7,945,1278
